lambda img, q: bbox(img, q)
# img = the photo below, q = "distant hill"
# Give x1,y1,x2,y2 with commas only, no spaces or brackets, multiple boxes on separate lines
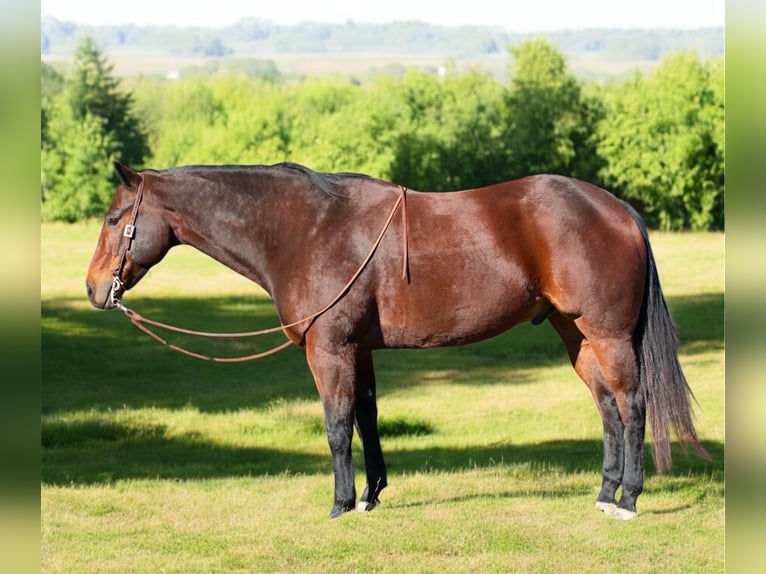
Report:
41,17,724,81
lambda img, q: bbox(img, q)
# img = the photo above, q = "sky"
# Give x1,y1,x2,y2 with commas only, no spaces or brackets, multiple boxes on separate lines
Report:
40,0,725,32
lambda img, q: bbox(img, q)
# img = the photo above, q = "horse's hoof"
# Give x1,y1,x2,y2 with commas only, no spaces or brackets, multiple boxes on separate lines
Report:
596,500,637,520
329,503,353,519
595,500,617,514
356,498,379,513
608,506,638,520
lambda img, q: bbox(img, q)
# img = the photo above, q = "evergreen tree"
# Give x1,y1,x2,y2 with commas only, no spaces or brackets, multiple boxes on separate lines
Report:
41,35,150,221
68,35,148,167
41,62,64,151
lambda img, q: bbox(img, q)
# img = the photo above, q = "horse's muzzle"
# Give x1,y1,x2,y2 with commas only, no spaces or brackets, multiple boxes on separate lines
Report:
86,279,120,310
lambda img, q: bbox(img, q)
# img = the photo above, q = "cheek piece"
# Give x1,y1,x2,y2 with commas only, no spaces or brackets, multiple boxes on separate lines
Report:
111,172,145,306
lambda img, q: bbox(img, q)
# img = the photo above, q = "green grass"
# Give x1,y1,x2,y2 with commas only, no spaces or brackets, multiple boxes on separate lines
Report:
42,222,724,573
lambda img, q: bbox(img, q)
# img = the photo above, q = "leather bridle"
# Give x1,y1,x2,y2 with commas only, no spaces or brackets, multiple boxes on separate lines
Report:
111,171,146,306
109,177,410,362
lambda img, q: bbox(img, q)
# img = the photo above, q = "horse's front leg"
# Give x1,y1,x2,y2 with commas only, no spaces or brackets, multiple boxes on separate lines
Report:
354,350,387,512
306,342,358,518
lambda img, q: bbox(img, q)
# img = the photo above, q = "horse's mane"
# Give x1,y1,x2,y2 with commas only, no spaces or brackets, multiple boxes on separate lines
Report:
158,162,375,199
273,162,375,198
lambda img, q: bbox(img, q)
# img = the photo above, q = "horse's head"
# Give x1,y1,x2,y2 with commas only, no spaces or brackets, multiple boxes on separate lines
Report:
86,163,176,309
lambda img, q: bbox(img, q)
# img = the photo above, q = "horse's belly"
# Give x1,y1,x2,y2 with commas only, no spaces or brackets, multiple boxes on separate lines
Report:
372,191,544,349
377,278,536,349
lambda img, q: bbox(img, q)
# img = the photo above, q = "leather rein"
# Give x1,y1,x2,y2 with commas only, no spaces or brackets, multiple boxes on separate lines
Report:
111,173,410,363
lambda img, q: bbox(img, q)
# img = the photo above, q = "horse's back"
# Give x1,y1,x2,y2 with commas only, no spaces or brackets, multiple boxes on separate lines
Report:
371,175,646,348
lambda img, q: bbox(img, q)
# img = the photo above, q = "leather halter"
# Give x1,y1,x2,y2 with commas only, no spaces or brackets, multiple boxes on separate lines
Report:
111,172,145,305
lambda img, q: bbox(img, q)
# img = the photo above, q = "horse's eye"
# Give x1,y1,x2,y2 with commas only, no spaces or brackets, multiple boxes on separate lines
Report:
107,216,120,226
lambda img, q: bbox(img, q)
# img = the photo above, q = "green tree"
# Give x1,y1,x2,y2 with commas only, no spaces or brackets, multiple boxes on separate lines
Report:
41,102,117,222
383,71,445,189
287,83,397,176
209,76,291,165
597,53,724,230
67,35,148,167
437,69,510,189
41,36,150,221
137,77,226,166
386,69,509,191
504,39,604,182
281,77,362,170
41,62,64,150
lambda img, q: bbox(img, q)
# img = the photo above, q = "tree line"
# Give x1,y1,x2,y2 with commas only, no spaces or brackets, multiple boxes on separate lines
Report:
41,36,724,230
42,17,724,63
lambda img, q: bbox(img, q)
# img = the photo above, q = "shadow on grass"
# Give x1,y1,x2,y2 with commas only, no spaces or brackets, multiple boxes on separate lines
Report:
42,292,723,413
42,288,724,513
41,414,723,489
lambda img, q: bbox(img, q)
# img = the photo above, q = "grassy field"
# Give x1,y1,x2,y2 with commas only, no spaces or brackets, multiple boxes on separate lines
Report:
42,221,724,573
42,49,660,83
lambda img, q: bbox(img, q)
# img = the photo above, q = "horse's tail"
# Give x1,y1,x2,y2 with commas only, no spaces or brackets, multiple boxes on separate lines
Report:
625,203,710,473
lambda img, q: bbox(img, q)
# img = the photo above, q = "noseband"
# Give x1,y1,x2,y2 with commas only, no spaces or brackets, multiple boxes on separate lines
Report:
111,172,145,305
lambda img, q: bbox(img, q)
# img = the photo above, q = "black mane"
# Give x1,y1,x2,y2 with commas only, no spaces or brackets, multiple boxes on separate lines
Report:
274,162,375,198
157,162,376,199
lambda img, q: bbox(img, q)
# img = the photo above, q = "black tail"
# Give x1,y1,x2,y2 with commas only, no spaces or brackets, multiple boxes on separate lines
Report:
625,204,710,472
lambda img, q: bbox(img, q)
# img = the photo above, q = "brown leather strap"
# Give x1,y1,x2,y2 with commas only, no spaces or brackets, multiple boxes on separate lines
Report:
400,185,409,281
116,185,410,362
113,172,145,279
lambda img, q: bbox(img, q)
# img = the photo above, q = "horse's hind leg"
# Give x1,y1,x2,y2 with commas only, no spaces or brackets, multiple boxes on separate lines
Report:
549,315,626,516
586,336,646,520
354,350,388,512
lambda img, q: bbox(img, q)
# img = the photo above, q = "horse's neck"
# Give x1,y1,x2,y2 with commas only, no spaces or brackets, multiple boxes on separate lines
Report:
163,177,321,296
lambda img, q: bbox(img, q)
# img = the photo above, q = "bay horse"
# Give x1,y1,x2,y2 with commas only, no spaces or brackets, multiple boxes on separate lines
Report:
86,162,708,520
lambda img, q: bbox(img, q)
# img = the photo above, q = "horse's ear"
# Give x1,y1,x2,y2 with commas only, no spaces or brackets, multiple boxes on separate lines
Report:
114,162,141,189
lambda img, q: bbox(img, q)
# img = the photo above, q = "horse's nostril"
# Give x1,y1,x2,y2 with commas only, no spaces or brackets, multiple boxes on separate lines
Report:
86,282,93,299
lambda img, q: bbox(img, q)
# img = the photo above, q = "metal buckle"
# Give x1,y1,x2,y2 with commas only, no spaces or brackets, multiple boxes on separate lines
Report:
111,276,124,305
123,224,136,238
